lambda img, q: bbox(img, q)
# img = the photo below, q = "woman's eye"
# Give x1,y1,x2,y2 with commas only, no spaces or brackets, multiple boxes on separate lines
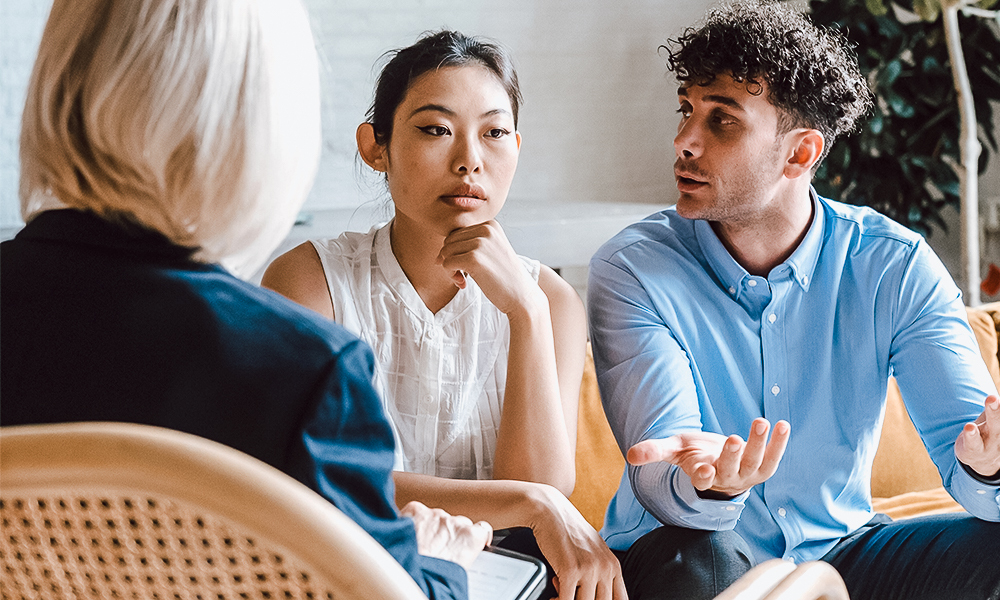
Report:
418,125,449,136
486,128,510,139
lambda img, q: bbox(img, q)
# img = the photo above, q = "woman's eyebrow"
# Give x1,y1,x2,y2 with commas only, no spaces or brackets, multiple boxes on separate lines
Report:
408,105,512,119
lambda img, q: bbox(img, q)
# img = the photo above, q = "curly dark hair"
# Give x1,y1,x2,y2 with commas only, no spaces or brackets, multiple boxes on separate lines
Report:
664,0,873,165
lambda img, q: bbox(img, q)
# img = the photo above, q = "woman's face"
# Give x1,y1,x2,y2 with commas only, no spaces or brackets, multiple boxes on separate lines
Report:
374,65,521,239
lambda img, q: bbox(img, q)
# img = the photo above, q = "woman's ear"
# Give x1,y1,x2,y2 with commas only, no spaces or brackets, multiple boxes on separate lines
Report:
515,131,522,151
783,129,824,180
357,123,388,172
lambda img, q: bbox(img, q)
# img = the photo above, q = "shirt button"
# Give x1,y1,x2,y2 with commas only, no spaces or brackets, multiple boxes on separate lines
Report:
977,489,988,495
778,508,787,518
801,276,809,285
747,279,757,287
729,286,736,294
768,314,777,324
771,385,780,396
725,505,737,511
426,328,439,340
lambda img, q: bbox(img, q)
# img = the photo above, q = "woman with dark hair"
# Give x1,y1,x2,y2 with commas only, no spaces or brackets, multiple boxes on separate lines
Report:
263,30,625,600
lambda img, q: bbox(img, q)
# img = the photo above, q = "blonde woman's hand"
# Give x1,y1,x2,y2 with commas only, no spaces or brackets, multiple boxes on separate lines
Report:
437,220,546,318
529,485,628,600
401,501,492,568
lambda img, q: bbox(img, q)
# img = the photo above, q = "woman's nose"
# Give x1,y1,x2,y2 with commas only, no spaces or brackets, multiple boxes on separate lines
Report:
452,135,483,174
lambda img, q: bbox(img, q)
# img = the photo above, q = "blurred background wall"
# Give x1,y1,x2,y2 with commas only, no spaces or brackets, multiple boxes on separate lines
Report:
2,0,998,295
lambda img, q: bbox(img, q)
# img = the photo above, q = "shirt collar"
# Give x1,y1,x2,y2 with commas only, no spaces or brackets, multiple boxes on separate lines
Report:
694,187,823,297
16,208,197,260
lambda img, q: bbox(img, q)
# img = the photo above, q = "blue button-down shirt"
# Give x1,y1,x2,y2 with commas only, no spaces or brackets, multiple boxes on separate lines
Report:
588,191,1000,563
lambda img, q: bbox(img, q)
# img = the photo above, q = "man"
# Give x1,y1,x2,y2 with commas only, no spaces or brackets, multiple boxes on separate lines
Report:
587,2,1000,599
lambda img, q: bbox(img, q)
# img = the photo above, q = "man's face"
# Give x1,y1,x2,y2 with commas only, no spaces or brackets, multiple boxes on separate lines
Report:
672,75,789,224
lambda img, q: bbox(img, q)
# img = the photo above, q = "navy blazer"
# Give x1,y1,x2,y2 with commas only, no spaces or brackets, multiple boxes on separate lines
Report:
1,209,465,598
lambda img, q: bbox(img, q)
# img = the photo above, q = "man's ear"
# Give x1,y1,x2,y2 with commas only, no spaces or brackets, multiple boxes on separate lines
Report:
357,123,387,172
783,129,824,180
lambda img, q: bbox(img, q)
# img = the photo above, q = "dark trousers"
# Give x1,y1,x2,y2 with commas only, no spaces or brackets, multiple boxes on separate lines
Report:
614,514,1000,600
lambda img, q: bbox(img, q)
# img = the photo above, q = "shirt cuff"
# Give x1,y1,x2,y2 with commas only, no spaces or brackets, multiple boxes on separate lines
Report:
631,462,747,530
961,461,1000,485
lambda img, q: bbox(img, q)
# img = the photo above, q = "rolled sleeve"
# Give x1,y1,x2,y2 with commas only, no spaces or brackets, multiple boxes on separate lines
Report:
589,252,717,530
631,462,747,530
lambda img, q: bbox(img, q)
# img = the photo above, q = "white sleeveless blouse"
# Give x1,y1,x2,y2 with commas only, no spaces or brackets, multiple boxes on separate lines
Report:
311,223,540,479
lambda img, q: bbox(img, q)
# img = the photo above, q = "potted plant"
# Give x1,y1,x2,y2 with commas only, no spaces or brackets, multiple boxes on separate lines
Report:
809,0,1000,235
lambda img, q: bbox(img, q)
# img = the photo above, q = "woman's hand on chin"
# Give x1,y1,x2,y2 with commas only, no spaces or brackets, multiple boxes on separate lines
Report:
437,220,547,318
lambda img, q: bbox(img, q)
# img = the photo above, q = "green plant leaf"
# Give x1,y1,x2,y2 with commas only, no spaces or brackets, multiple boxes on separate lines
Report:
865,0,889,16
882,59,904,84
888,92,917,117
912,0,941,22
810,0,999,233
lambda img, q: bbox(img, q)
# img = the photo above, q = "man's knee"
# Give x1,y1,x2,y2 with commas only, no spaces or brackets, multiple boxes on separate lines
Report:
620,526,754,600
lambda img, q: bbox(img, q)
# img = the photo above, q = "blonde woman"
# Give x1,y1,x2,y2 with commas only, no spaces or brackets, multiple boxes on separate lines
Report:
1,2,487,597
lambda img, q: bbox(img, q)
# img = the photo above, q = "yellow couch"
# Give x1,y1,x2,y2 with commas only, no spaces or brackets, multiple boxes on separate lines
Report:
568,303,1000,529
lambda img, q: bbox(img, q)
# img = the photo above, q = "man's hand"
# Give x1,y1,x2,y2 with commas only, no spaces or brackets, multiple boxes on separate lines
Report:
401,501,492,568
626,418,791,497
955,395,1000,479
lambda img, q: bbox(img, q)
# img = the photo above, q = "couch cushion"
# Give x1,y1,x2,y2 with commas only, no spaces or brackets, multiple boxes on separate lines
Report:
569,345,625,530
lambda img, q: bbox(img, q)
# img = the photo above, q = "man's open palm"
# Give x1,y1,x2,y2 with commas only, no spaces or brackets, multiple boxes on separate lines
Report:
627,418,791,497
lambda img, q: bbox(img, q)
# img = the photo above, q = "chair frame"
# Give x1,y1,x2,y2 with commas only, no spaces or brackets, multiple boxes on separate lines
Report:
0,421,428,600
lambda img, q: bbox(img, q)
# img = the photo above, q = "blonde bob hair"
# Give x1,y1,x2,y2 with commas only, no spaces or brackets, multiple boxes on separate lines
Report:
19,0,321,276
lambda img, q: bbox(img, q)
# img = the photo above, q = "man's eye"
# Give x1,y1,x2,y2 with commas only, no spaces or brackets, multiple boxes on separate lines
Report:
486,128,510,139
418,125,449,136
676,108,691,118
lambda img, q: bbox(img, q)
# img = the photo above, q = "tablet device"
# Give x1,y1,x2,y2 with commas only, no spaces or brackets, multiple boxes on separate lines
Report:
466,545,547,600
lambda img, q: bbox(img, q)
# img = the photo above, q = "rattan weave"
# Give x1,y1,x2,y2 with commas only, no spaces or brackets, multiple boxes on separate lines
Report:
1,491,335,600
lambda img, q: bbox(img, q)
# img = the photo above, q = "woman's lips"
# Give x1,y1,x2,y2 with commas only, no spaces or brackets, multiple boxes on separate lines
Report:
440,182,487,209
440,195,486,209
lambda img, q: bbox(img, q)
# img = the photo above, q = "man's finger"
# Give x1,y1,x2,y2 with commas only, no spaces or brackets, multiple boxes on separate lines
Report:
690,462,717,490
962,422,985,454
758,420,791,477
627,436,681,465
983,395,1000,436
740,418,770,477
715,434,745,481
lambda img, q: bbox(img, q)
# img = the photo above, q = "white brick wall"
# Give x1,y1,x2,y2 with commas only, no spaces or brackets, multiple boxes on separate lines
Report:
2,0,998,283
0,0,51,229
1,0,701,231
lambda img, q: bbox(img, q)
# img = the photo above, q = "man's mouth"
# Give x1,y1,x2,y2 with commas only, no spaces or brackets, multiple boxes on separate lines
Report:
675,173,708,193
